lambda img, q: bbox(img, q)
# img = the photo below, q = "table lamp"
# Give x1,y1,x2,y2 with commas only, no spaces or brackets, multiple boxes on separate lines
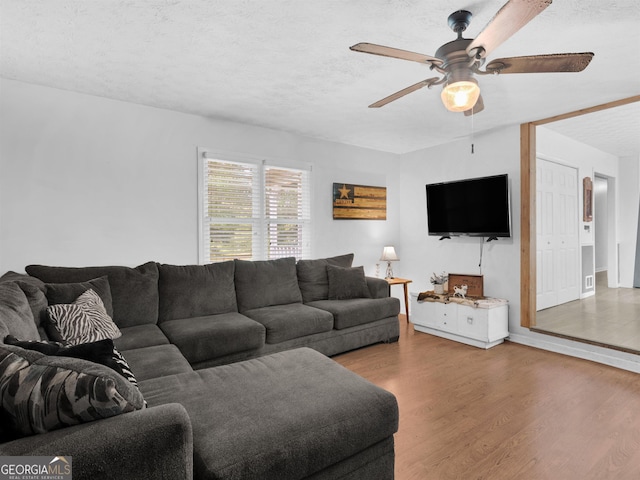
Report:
380,246,399,279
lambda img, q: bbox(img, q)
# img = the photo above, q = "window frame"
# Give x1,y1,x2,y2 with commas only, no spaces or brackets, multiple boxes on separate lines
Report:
197,148,312,264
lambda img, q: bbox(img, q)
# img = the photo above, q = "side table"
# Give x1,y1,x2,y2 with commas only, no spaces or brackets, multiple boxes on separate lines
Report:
386,277,412,322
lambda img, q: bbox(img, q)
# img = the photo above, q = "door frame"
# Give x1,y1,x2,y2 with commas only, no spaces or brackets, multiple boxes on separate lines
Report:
520,95,640,328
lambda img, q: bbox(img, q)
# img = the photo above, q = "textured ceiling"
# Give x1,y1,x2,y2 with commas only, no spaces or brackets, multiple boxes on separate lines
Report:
541,101,640,158
1,0,639,155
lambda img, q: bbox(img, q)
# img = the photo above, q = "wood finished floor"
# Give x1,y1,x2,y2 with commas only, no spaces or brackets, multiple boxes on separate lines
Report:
334,318,640,480
534,272,640,353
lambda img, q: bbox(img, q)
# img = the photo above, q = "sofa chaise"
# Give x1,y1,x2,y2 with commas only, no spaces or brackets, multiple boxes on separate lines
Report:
0,254,400,479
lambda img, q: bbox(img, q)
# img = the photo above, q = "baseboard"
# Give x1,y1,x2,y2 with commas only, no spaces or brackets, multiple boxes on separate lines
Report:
508,332,640,374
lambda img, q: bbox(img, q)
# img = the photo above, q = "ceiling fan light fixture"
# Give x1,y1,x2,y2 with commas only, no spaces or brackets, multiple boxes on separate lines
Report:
441,79,480,112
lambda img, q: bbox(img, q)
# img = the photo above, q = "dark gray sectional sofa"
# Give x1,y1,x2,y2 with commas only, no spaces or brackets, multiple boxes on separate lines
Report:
0,254,400,479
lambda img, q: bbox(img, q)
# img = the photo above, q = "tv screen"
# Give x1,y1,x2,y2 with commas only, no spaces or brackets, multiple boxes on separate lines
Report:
425,174,511,238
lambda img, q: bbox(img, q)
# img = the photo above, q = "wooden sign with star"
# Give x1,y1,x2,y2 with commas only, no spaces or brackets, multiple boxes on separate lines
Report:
332,183,387,220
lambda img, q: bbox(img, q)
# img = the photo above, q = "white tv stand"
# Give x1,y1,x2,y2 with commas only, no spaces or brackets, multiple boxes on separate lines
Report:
409,292,509,349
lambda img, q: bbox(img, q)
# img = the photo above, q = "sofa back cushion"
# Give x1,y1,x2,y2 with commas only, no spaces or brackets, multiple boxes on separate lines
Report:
0,273,48,339
0,282,40,342
26,262,159,328
234,257,302,312
158,261,237,322
296,253,354,302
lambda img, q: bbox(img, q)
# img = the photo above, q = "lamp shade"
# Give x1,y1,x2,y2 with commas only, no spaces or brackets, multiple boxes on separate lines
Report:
441,79,480,112
380,246,399,262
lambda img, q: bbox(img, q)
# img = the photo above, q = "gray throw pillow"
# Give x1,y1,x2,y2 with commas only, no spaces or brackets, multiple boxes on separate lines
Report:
44,276,114,318
296,253,355,302
327,265,371,300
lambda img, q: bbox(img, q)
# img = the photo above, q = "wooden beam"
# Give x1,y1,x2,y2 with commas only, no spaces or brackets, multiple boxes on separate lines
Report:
520,123,536,328
532,95,640,126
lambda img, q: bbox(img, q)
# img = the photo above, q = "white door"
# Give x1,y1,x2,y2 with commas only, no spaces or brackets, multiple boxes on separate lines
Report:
536,158,580,310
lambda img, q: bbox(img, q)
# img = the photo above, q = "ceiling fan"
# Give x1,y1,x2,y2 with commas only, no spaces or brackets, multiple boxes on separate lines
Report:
350,0,594,115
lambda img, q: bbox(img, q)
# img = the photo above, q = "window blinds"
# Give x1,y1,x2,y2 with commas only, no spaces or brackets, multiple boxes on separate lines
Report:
200,153,311,263
264,165,311,260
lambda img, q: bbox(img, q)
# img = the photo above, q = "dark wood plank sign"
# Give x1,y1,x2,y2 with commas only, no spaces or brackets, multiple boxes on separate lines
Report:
333,183,387,220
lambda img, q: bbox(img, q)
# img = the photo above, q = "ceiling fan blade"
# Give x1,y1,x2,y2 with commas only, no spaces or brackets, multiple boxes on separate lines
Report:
464,95,484,116
350,43,442,66
369,77,440,108
466,0,552,59
485,53,594,74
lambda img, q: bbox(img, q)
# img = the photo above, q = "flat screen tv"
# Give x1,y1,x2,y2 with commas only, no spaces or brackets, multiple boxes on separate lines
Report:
425,174,511,239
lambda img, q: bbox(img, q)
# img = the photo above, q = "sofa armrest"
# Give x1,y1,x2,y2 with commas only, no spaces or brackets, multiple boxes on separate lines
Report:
0,403,193,480
366,276,390,299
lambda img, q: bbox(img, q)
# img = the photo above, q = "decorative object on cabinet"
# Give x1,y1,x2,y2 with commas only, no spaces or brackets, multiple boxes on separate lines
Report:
453,284,468,299
380,246,399,279
583,177,593,222
430,271,448,294
332,183,387,220
448,273,483,297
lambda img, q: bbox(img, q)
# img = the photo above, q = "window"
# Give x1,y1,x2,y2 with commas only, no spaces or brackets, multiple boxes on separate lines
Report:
198,150,311,263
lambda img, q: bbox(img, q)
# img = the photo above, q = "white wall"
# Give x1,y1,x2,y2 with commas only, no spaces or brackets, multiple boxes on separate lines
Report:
398,126,522,327
0,79,400,274
594,176,608,272
618,155,640,287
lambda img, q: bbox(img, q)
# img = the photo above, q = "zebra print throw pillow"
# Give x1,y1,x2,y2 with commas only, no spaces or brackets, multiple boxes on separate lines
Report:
46,289,121,346
0,343,145,438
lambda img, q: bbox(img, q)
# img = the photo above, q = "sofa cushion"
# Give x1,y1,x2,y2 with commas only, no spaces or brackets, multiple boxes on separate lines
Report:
0,343,145,438
138,348,398,480
0,282,39,342
114,324,170,351
0,273,48,336
327,265,371,300
243,303,334,344
158,261,237,322
26,262,159,327
307,297,400,330
116,344,193,382
44,276,113,317
46,289,122,345
234,257,303,312
159,313,265,364
296,253,354,302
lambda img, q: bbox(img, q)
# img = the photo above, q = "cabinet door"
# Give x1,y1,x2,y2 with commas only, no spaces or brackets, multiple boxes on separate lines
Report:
410,296,437,328
456,306,489,341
